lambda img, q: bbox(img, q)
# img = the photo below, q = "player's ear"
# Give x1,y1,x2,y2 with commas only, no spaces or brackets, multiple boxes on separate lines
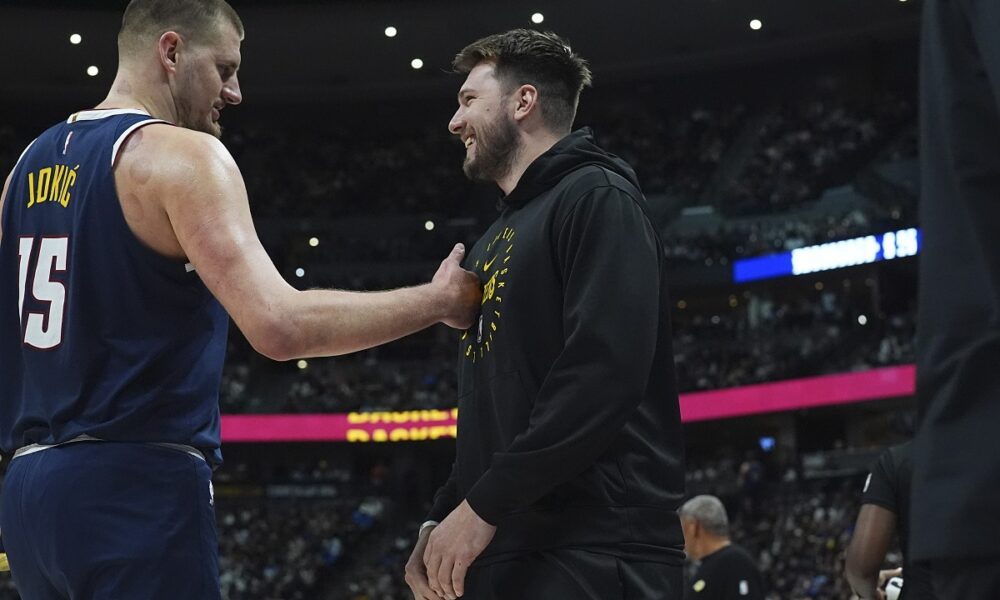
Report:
158,31,182,74
512,84,539,123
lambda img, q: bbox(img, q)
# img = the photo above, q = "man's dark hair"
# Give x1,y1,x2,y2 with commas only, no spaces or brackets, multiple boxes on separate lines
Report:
118,0,244,55
453,29,592,133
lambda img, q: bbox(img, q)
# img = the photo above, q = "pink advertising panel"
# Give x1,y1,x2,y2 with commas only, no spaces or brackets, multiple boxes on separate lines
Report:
221,365,916,442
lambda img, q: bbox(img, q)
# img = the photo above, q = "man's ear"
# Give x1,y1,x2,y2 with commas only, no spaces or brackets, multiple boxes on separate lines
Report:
158,31,182,74
686,519,701,540
512,84,539,123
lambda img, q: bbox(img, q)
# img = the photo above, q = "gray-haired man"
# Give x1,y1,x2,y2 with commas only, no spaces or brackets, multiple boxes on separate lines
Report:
680,495,765,600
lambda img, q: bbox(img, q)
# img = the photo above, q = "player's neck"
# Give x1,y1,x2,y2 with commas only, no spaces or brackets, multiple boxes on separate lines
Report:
95,71,175,124
497,131,563,195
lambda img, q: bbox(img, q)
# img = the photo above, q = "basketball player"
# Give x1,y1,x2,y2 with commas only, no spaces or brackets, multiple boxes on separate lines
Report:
845,442,936,600
0,1,480,598
404,29,686,600
913,0,1000,597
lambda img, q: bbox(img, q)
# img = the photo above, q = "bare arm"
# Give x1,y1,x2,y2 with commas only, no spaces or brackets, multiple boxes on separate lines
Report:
121,126,480,361
845,504,897,600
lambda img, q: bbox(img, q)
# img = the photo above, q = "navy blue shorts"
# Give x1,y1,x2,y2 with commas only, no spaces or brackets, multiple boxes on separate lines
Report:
0,441,219,600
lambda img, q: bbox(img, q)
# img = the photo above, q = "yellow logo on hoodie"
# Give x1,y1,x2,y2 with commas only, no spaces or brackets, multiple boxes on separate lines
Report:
463,226,514,363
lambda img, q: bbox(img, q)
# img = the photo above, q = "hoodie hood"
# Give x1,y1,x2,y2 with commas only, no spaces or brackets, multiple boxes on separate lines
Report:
501,127,641,208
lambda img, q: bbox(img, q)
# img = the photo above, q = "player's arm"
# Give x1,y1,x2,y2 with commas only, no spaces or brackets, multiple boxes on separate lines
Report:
131,127,479,361
464,186,663,523
845,503,896,600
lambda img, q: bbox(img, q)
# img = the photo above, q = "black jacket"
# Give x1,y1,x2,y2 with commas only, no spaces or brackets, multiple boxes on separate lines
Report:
428,129,686,564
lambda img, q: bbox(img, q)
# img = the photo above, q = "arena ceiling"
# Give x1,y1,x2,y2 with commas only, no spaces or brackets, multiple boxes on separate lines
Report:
0,0,920,104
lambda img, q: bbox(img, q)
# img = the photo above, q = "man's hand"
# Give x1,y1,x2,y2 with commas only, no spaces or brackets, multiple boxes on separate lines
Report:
878,567,902,590
423,500,496,599
405,525,438,600
432,244,482,330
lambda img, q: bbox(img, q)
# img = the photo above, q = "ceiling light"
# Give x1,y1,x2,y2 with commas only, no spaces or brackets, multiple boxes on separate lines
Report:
411,58,424,70
295,268,305,278
384,26,397,38
750,19,763,30
531,13,545,24
297,360,308,370
69,34,82,45
424,220,435,231
86,65,99,77
308,237,319,247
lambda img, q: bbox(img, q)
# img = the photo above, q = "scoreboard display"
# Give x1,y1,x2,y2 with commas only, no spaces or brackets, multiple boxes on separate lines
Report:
733,228,920,283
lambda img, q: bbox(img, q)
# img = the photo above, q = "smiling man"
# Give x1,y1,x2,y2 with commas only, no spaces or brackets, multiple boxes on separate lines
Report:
0,1,481,598
404,29,687,600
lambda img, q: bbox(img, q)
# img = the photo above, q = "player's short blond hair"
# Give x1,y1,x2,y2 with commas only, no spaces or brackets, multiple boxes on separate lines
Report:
118,0,244,55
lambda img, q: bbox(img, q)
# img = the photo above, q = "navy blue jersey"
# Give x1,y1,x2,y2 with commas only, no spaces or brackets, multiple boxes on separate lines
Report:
0,109,228,464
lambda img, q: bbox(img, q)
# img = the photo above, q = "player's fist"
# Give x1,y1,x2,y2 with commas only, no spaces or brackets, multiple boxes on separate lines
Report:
433,244,482,330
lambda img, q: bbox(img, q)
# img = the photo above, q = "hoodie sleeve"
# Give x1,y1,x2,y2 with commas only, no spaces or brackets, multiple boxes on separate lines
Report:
426,461,459,522
465,185,663,525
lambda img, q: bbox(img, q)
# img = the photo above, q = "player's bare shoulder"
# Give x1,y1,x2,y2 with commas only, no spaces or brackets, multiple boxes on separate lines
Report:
113,124,241,259
116,124,238,189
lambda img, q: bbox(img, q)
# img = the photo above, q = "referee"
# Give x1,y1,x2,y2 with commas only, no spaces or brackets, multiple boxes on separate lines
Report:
680,495,765,600
845,442,936,600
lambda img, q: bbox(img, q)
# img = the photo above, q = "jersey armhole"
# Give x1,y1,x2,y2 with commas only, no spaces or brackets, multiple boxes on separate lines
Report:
14,139,37,171
111,120,170,168
108,120,196,273
1,138,38,226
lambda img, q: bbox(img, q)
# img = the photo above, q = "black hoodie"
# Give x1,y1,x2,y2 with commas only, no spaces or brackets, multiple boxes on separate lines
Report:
428,128,686,564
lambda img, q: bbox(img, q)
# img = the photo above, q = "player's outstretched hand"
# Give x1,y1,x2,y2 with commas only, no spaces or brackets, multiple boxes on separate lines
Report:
433,244,482,330
405,525,439,600
423,500,496,599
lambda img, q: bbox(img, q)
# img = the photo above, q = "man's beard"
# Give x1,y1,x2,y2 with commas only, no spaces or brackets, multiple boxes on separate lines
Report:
177,100,222,138
174,77,222,138
463,113,520,184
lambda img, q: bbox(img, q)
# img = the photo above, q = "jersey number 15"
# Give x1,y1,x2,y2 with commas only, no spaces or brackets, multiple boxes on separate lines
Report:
17,236,68,350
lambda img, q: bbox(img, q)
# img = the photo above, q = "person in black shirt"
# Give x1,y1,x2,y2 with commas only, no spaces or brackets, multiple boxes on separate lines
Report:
914,1,1000,598
403,29,686,600
680,495,765,600
845,442,936,600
